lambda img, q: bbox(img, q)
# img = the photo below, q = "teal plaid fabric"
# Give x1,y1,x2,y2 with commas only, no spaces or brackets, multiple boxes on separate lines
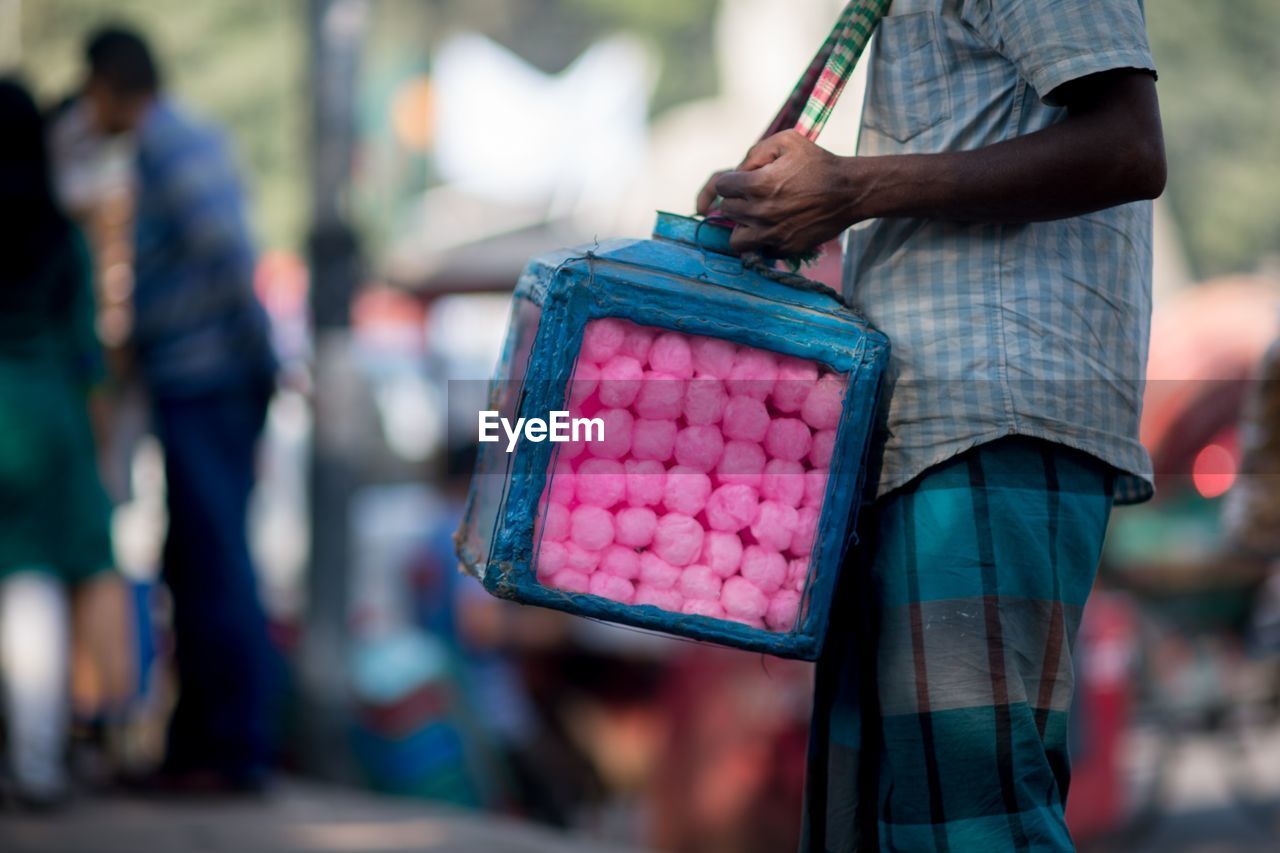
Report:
802,436,1115,852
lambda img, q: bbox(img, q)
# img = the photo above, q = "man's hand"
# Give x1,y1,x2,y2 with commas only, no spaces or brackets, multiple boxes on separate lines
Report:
704,130,862,256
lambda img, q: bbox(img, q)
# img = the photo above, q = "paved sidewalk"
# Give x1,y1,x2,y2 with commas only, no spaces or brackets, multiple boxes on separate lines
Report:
0,780,641,853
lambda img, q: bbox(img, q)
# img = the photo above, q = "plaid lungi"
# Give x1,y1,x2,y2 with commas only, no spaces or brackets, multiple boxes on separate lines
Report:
802,436,1115,852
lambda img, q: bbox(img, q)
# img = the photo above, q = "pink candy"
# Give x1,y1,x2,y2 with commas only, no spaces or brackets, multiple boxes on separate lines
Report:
679,565,723,601
765,590,801,631
662,466,712,516
690,336,736,379
541,319,852,634
700,531,744,578
649,332,695,379
673,424,724,472
740,545,787,594
801,374,845,430
726,349,777,401
570,505,615,551
717,440,766,488
581,318,627,363
600,544,641,579
633,374,685,420
751,501,798,553
760,459,805,507
683,378,728,425
722,396,770,443
575,458,625,507
589,572,635,604
588,408,633,459
652,513,704,567
598,356,644,408
764,418,812,463
614,506,657,547
721,576,768,621
705,484,759,533
631,418,677,461
625,459,666,507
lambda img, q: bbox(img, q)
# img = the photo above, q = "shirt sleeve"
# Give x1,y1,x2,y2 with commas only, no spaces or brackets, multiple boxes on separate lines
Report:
973,0,1157,105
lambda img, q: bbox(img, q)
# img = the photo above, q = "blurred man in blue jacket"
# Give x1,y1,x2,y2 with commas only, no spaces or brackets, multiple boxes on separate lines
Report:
84,27,277,791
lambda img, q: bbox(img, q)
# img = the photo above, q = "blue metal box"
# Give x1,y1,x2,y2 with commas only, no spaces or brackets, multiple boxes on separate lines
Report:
457,212,888,660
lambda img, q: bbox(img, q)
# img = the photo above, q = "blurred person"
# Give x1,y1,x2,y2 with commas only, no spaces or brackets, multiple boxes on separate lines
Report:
0,78,119,807
81,27,278,792
698,1,1165,850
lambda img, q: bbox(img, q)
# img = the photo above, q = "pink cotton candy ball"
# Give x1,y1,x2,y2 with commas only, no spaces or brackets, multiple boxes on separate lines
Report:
705,484,759,533
563,542,600,573
550,569,591,594
682,599,726,619
648,332,694,379
540,502,571,542
751,502,798,553
625,459,666,507
599,545,641,580
663,466,713,516
721,396,770,443
633,373,685,420
570,505,615,551
598,356,644,408
721,576,768,621
679,565,723,601
548,458,575,505
786,558,809,592
690,336,737,379
587,408,633,459
559,434,586,460
673,424,725,473
683,377,728,425
575,458,625,508
589,572,635,604
536,540,568,578
700,531,744,578
765,589,802,632
716,440,766,488
810,429,837,468
652,513,705,567
631,418,677,462
772,357,819,413
639,552,681,589
634,584,683,612
581,318,627,364
740,545,788,594
726,349,778,401
760,459,805,507
803,468,829,507
764,418,812,463
614,506,657,548
790,505,820,558
568,360,601,409
621,326,655,362
801,374,845,430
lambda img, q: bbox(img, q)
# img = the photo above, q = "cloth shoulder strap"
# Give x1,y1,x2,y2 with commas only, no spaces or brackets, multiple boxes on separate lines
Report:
760,0,891,142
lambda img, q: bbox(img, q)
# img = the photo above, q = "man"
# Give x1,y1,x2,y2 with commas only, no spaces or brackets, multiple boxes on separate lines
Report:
698,2,1163,850
83,27,277,791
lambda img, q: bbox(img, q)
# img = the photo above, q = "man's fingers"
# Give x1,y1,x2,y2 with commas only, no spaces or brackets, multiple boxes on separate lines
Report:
715,168,764,201
718,197,766,224
737,133,789,171
729,224,768,254
695,169,730,214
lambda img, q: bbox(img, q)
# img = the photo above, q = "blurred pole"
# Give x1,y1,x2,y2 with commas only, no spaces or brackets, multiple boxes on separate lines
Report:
301,0,368,782
0,0,21,71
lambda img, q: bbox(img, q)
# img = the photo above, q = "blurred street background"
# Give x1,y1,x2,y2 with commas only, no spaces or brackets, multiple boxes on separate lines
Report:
2,0,1280,850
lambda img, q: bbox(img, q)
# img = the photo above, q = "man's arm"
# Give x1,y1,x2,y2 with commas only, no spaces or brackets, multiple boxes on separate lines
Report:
702,70,1165,256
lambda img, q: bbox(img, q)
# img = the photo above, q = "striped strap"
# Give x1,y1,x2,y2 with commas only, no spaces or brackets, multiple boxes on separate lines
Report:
761,0,891,142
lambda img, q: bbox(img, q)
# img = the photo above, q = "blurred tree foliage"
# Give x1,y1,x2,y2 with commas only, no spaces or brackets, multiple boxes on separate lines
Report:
1148,0,1280,279
13,0,1280,280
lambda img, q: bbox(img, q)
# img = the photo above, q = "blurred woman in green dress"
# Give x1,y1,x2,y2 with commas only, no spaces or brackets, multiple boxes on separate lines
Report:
0,78,116,806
